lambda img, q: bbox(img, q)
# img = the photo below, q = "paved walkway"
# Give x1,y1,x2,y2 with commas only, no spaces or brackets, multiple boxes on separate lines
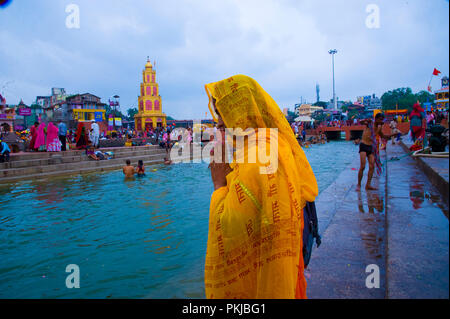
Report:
306,142,449,298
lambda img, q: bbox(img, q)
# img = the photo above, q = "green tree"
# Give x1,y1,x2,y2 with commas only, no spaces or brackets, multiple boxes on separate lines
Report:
415,90,435,104
126,107,138,121
311,112,326,123
287,110,296,117
313,101,328,108
381,87,436,111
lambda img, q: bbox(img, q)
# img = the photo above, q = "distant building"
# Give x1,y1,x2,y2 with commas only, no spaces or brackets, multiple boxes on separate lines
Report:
51,88,67,106
434,76,449,110
36,96,51,109
135,58,167,131
316,84,320,103
357,94,381,110
0,103,16,132
52,93,106,128
327,98,347,110
36,88,68,122
295,103,323,116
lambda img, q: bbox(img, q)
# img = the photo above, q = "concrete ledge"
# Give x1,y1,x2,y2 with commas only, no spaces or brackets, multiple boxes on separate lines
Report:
399,141,449,207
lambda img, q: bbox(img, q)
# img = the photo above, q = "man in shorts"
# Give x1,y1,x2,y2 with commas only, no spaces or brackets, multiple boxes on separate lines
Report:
356,113,395,191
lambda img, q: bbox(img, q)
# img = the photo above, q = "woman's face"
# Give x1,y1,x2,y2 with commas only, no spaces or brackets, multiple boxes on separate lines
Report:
212,99,225,130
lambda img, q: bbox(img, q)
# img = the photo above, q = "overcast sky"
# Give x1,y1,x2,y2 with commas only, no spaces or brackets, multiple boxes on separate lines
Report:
0,0,449,119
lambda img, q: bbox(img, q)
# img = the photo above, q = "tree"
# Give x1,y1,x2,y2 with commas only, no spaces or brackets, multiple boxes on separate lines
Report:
381,87,434,111
105,103,126,119
313,101,328,108
126,107,138,121
287,110,296,117
311,111,327,123
415,90,435,104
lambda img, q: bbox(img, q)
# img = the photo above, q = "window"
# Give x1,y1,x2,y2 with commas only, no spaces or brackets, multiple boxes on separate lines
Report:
139,100,143,112
146,100,152,111
154,100,160,111
146,86,151,95
153,87,157,96
147,75,150,82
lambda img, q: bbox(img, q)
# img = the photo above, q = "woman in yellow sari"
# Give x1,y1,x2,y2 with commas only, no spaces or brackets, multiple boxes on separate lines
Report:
204,75,318,299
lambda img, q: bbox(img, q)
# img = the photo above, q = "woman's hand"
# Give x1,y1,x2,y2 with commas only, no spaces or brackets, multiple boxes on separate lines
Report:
209,129,232,190
210,161,232,190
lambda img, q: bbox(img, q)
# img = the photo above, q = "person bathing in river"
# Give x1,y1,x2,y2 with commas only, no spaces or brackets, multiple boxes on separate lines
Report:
122,159,135,178
356,113,395,191
164,156,172,165
136,160,145,176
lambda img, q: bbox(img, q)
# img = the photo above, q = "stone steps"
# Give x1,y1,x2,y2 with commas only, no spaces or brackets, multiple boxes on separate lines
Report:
7,145,161,162
0,145,202,183
1,148,167,169
0,157,168,184
1,151,169,178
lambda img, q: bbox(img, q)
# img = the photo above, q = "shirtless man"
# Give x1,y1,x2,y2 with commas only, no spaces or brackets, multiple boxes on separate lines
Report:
123,159,135,178
356,113,395,191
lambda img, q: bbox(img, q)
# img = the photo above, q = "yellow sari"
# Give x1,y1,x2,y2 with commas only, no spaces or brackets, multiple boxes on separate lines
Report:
204,75,318,299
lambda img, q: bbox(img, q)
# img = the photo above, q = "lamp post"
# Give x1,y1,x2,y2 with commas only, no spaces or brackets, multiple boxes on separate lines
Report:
328,49,338,110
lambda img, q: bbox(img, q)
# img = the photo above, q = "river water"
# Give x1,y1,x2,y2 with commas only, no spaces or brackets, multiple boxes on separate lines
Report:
0,140,356,298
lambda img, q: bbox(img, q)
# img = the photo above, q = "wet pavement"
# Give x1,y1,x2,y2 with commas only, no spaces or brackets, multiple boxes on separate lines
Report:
386,144,449,298
306,143,449,299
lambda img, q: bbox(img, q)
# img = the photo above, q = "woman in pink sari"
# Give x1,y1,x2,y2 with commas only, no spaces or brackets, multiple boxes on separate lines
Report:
34,122,46,152
29,122,39,151
46,122,61,152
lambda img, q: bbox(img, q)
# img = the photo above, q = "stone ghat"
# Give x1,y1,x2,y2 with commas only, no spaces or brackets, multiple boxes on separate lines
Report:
1,144,203,184
0,145,167,183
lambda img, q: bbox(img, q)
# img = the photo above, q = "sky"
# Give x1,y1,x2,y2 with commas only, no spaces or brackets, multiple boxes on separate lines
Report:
0,0,449,119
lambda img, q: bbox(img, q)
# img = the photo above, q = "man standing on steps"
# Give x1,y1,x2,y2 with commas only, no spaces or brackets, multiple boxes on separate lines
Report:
58,120,67,151
90,119,100,149
356,113,396,191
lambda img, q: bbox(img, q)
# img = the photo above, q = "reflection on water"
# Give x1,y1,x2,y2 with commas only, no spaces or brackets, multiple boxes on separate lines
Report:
0,141,356,298
358,191,384,214
356,189,385,261
409,179,425,210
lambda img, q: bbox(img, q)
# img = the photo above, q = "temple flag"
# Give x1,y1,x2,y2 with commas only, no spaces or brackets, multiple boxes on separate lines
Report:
432,68,441,76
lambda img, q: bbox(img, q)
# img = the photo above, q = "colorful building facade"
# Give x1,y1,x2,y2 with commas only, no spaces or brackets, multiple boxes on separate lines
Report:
66,93,106,123
434,76,449,110
134,58,166,131
295,104,323,116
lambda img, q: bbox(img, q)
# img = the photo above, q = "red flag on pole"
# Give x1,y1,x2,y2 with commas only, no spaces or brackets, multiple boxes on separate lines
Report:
432,68,441,76
427,85,432,93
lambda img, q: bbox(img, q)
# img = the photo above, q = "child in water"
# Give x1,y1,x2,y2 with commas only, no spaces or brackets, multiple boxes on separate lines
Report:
136,160,145,176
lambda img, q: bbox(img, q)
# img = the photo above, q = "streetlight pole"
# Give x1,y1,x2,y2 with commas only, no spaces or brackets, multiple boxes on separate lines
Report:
328,49,338,110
